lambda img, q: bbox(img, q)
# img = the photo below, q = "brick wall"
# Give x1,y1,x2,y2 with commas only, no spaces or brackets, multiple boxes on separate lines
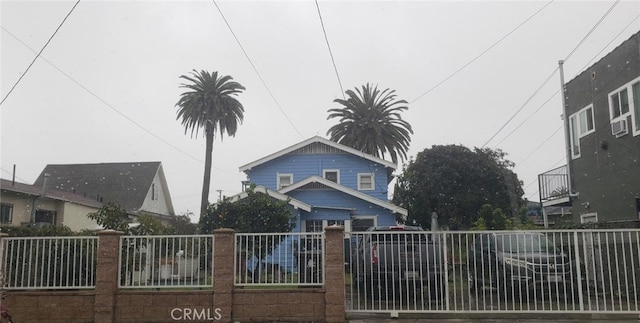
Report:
1,227,346,323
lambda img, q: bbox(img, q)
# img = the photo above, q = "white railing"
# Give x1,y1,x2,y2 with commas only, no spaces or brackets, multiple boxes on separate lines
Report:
235,232,324,287
2,236,98,290
347,231,447,312
346,229,640,314
119,235,213,288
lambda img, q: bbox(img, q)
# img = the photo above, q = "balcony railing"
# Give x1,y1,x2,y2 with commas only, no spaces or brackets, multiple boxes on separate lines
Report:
538,165,570,203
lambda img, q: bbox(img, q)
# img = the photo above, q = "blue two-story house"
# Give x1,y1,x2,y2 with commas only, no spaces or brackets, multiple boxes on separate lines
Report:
235,135,407,233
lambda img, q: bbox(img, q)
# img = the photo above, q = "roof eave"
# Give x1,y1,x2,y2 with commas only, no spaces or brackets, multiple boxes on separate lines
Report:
239,136,397,172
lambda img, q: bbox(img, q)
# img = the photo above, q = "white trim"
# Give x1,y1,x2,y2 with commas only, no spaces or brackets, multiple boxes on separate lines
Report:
569,104,595,159
224,184,312,212
357,173,374,191
630,77,640,137
350,215,377,232
277,173,293,190
239,136,397,172
580,212,598,224
280,175,408,216
323,169,340,184
608,77,639,122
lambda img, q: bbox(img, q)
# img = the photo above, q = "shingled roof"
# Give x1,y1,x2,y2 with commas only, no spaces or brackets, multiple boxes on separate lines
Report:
33,162,168,214
0,178,103,208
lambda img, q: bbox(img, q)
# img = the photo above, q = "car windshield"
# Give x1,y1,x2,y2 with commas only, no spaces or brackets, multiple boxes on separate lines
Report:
495,233,557,253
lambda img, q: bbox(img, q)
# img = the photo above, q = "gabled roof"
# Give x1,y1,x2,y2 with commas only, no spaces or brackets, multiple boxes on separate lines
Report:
224,185,312,212
239,136,397,172
0,178,103,208
33,162,173,214
279,175,408,216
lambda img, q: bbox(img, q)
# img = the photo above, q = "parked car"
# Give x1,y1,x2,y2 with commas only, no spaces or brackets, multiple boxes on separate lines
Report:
467,232,576,298
350,225,446,298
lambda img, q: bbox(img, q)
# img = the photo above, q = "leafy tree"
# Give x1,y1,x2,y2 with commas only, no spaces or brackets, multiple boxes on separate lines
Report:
87,201,130,232
166,212,198,234
199,185,296,281
392,145,525,230
175,70,246,218
87,201,172,235
327,83,413,164
199,185,295,234
471,204,513,230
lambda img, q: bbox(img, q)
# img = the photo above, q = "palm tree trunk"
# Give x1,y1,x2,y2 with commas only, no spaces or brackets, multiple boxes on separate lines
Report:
201,126,214,217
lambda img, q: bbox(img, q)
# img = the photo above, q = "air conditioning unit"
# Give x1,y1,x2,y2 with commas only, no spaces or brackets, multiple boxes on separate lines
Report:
611,119,628,137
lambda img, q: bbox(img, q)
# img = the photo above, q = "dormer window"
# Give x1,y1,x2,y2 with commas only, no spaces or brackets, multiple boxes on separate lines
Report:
358,173,374,190
277,173,293,190
323,169,340,184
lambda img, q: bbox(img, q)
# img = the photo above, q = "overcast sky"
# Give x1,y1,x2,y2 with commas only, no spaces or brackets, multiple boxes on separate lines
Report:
1,0,639,220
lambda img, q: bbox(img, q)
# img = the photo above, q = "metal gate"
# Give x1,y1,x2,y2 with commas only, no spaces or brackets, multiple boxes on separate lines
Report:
345,229,640,316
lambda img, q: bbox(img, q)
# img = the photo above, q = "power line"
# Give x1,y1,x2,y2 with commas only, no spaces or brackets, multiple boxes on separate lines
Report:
492,89,561,149
0,0,81,108
516,125,563,165
409,0,554,104
1,26,239,175
563,0,620,62
211,0,303,138
481,66,559,148
482,0,622,148
489,12,638,150
315,0,345,100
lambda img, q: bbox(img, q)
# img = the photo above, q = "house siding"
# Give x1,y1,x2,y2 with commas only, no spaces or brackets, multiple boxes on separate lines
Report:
289,189,393,219
62,202,100,231
246,153,390,200
0,194,34,225
564,31,640,224
140,172,173,216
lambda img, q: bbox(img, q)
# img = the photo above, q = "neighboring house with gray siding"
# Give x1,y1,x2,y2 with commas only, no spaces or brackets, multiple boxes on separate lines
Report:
0,161,176,231
539,31,640,226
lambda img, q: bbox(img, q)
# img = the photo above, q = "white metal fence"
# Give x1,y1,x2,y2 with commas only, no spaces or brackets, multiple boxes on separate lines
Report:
235,232,324,287
1,236,98,290
119,235,213,288
346,229,640,315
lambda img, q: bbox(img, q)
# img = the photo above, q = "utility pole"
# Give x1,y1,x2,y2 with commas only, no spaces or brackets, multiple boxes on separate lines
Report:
559,60,573,196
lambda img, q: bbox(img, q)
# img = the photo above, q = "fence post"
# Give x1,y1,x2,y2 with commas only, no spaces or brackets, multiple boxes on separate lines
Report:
213,228,235,323
94,230,123,323
324,226,345,322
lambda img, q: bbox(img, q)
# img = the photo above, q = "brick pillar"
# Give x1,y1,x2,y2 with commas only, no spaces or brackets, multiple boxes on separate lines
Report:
324,226,345,322
94,230,123,323
213,228,235,323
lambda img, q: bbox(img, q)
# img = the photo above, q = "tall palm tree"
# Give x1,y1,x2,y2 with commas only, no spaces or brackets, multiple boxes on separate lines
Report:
327,83,413,164
175,70,245,217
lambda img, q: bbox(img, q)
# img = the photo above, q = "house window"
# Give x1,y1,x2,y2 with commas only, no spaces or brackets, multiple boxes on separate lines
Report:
633,81,640,134
35,209,56,224
305,220,323,232
357,173,374,190
351,216,376,232
277,173,293,190
580,212,598,224
151,183,157,200
0,203,13,224
610,88,630,119
323,169,339,184
327,220,345,227
569,105,595,159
